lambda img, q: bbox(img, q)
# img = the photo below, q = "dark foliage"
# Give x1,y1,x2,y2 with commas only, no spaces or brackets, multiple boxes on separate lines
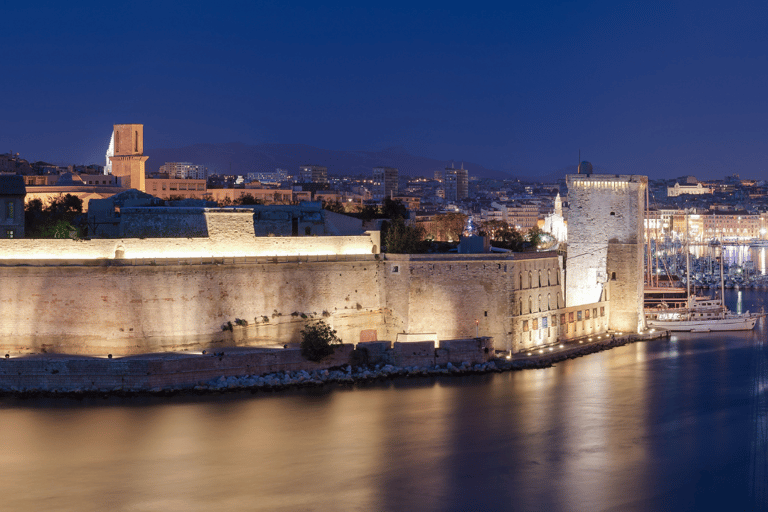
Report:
300,320,342,362
25,194,85,238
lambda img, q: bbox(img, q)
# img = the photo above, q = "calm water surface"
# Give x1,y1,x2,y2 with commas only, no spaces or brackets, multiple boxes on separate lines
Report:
2,290,768,512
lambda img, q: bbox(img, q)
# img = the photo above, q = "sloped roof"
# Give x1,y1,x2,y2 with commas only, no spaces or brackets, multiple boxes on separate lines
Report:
0,175,26,195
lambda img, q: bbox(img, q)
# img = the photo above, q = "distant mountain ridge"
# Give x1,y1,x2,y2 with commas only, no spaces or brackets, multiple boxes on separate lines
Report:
145,142,512,179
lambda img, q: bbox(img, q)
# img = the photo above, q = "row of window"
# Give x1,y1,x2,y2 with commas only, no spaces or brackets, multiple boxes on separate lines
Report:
519,293,561,315
519,269,560,289
522,307,605,332
150,183,206,191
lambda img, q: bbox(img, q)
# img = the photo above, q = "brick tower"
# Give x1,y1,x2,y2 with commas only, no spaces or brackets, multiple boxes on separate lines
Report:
109,124,147,191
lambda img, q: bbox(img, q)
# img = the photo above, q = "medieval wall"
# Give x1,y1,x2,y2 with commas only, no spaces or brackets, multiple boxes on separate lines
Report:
0,232,610,357
565,174,647,332
0,231,379,260
0,258,384,356
380,254,517,348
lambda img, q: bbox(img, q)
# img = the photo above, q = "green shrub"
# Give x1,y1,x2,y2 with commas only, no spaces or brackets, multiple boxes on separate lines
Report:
300,320,342,362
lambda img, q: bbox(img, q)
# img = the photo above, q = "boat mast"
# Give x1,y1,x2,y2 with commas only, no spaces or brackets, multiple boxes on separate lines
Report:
646,188,651,285
686,211,691,302
720,242,725,313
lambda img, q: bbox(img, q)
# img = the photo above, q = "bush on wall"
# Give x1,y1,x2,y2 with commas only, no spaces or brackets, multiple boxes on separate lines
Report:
300,320,341,362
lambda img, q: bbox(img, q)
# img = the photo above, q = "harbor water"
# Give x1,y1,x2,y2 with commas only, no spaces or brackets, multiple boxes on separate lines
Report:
1,289,767,511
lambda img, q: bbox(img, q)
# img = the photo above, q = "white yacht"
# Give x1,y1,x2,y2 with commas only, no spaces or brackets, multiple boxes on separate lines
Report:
645,296,759,332
644,238,760,332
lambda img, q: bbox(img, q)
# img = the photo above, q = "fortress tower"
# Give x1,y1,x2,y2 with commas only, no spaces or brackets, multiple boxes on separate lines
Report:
109,124,147,191
565,173,647,333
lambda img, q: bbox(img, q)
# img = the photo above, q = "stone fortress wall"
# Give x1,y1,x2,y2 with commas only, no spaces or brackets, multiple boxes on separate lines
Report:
0,243,561,356
0,173,648,357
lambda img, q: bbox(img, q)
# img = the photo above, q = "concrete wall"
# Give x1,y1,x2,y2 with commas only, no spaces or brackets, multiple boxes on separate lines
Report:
565,174,647,332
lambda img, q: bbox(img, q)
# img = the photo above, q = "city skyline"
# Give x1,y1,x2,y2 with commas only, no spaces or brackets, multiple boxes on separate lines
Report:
4,1,768,180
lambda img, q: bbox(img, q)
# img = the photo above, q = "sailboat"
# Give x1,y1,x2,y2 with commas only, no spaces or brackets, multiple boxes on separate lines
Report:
645,239,759,332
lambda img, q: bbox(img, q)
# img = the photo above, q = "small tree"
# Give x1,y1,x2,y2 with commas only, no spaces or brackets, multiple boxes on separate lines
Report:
384,217,427,253
300,320,342,362
527,226,544,249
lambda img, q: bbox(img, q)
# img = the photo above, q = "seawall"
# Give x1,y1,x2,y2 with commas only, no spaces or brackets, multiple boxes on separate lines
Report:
0,337,496,393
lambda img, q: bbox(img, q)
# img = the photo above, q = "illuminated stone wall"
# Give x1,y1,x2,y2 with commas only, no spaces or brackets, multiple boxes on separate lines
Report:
379,253,564,352
0,231,379,260
0,258,385,356
0,232,614,356
565,174,647,332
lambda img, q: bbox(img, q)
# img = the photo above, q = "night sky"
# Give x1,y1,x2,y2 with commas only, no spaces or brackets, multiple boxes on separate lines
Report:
4,1,768,180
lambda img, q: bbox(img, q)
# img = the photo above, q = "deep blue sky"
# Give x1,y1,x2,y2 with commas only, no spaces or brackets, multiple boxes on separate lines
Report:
3,1,768,180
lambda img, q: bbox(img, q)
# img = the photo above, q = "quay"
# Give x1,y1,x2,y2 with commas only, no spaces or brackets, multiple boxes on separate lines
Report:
0,331,670,397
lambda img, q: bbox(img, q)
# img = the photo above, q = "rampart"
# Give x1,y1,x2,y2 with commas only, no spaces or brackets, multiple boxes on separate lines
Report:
0,232,614,358
0,255,385,356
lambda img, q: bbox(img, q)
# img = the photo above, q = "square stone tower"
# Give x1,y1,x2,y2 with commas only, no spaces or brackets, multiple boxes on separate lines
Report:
109,124,148,192
565,174,647,333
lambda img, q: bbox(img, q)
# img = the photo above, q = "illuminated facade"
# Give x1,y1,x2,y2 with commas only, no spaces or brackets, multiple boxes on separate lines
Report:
667,182,712,197
566,174,647,333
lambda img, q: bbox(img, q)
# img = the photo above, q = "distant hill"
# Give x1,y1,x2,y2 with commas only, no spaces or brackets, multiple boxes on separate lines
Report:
145,142,513,180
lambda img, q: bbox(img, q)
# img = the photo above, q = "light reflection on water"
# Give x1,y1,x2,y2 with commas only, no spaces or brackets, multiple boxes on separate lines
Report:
1,291,767,511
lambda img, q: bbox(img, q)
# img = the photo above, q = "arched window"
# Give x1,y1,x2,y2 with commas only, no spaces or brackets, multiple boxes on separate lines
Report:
547,269,551,286
547,294,551,310
556,292,561,308
519,298,524,316
134,131,138,152
528,297,532,314
538,294,542,312
519,272,524,290
538,270,542,287
528,271,532,288
557,270,560,285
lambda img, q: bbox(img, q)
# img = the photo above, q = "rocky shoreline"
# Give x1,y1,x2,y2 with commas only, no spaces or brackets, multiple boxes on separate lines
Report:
0,332,659,399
